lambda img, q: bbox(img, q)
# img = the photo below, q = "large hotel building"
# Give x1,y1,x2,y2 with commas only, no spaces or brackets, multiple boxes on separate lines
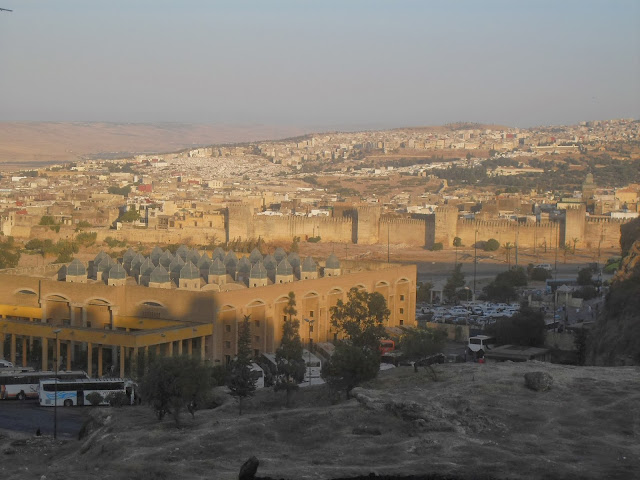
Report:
0,246,416,377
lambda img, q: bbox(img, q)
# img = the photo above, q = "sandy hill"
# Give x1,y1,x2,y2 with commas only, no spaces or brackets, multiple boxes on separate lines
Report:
2,362,638,479
0,122,306,167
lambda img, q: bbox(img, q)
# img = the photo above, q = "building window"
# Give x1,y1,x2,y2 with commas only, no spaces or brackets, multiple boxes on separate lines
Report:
399,308,404,314
254,349,260,357
224,341,231,349
399,319,404,326
283,315,287,321
309,310,314,318
254,320,260,327
400,295,405,301
225,324,231,333
309,324,314,333
255,336,260,343
225,355,231,365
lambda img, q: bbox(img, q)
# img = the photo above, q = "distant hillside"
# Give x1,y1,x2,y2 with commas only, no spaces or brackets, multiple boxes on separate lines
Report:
0,122,307,166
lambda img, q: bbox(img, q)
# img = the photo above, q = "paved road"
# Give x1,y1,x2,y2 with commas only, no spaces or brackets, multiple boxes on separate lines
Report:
414,259,601,286
0,400,87,438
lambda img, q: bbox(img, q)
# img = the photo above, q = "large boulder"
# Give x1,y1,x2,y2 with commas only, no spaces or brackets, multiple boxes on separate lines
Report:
524,371,554,391
239,456,259,480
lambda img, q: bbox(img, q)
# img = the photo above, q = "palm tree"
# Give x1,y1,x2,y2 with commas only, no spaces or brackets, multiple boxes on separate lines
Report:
503,242,513,269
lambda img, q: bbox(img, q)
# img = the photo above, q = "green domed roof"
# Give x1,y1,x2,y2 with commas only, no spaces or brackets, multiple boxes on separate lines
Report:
67,258,86,276
123,248,136,263
326,253,340,269
287,252,301,269
140,258,155,276
249,248,263,265
150,246,164,265
237,256,251,274
212,247,225,261
273,247,287,263
276,258,293,276
150,265,170,284
180,261,201,280
250,261,268,279
263,254,277,271
97,258,113,273
224,250,238,266
108,263,126,280
159,251,173,268
176,244,189,261
302,256,317,272
209,258,226,276
94,250,108,265
197,253,211,269
187,249,201,265
169,256,185,274
131,253,145,269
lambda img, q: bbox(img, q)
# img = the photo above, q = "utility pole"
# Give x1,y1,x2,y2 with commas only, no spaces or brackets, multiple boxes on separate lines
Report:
53,329,61,439
387,222,390,263
473,228,478,300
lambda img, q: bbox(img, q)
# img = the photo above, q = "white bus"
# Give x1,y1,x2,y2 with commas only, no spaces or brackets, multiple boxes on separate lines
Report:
39,378,127,407
0,370,88,400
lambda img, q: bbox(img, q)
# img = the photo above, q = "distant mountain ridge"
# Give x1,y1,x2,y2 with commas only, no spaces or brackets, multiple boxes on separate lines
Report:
0,122,308,166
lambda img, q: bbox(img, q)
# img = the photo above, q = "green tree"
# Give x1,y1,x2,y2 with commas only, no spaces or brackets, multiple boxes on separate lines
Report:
39,215,57,226
117,208,140,223
329,288,388,348
0,239,21,269
416,281,433,303
226,315,258,415
444,263,465,302
483,267,527,303
321,344,380,398
484,238,500,251
321,288,389,396
139,355,212,425
290,236,300,253
577,267,594,286
453,237,463,247
489,307,546,347
399,327,447,359
274,292,305,407
430,242,443,251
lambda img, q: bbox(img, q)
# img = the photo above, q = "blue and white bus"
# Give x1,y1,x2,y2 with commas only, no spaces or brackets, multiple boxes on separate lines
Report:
39,378,126,407
1,370,88,400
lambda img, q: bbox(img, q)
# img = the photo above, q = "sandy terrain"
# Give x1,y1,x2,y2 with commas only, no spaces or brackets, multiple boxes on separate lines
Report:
0,122,307,167
1,361,637,480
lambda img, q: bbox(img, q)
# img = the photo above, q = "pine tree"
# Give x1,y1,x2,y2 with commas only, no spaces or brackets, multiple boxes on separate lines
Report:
226,315,257,415
275,292,305,407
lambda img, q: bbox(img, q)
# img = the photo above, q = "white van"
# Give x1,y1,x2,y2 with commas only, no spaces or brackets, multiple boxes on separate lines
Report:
0,359,15,369
467,335,496,354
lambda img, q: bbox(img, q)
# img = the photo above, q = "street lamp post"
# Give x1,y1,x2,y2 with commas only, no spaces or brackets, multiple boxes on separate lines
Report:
473,228,478,300
303,318,314,385
52,328,61,440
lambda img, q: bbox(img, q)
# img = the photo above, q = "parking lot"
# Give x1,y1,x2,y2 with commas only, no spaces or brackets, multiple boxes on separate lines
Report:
0,400,87,438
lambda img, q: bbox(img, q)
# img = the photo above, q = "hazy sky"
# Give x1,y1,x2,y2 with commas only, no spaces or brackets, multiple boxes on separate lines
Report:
0,0,638,130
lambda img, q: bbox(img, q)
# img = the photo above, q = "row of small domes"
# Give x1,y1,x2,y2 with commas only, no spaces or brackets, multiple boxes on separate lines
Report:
67,246,340,282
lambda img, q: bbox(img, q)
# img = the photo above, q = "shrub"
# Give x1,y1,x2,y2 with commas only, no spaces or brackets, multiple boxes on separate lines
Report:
484,238,500,251
530,267,552,281
106,391,130,407
86,391,104,406
307,236,321,243
431,242,443,251
573,285,598,300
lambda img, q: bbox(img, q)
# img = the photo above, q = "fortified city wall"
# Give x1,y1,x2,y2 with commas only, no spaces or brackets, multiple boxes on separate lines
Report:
4,202,632,251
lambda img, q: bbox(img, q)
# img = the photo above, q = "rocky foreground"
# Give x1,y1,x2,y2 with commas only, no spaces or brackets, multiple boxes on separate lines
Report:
1,362,639,480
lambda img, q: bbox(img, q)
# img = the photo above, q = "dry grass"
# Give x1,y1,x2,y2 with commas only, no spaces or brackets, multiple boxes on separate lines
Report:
2,362,639,479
